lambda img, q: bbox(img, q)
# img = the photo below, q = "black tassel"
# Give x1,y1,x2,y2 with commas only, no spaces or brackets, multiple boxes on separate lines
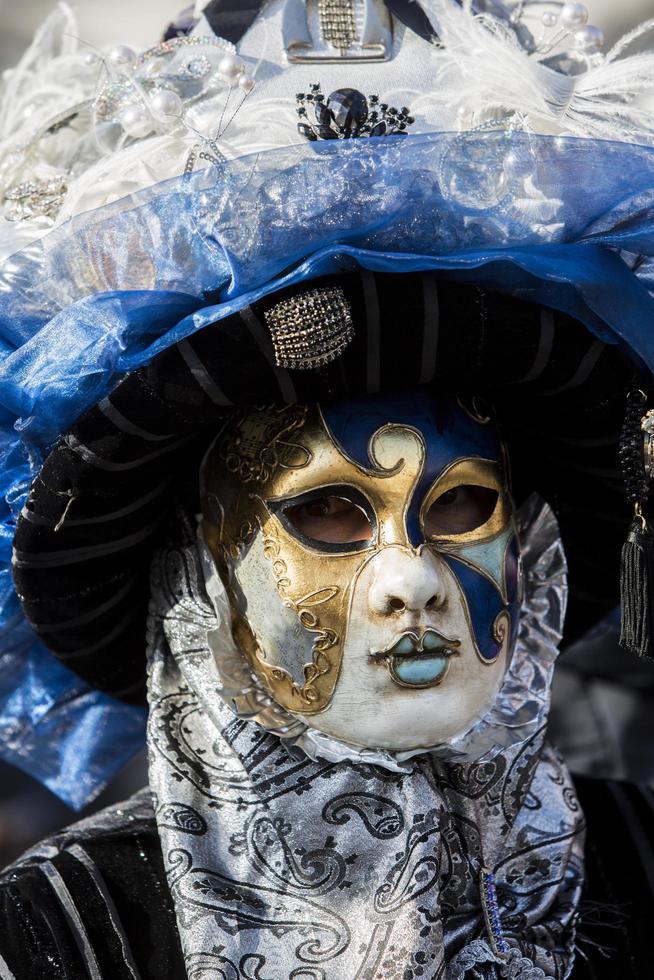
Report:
620,512,654,659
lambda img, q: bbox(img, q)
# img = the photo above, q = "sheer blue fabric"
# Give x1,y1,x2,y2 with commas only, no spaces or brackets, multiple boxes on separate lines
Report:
1,130,654,806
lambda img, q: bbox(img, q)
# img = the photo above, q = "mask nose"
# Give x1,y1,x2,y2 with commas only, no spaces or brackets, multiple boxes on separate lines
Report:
368,548,446,617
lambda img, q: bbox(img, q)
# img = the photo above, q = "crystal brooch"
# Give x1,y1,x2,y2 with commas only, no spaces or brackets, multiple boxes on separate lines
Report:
297,84,414,140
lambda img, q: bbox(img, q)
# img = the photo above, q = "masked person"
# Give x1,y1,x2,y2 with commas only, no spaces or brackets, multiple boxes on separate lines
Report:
1,3,654,979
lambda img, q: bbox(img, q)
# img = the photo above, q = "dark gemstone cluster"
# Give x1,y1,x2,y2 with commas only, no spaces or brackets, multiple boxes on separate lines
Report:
296,84,415,141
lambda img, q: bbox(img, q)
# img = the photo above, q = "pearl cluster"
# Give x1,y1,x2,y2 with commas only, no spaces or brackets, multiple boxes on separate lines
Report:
524,2,605,60
94,35,256,142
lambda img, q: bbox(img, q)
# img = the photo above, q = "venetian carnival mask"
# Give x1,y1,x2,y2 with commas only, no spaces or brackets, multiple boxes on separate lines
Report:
201,390,521,752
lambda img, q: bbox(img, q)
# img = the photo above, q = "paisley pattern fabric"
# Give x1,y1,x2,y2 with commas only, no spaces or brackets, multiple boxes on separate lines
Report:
146,502,584,980
3,775,653,979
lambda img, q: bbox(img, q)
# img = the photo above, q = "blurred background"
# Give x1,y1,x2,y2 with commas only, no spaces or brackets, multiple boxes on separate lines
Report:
0,0,652,67
0,0,653,868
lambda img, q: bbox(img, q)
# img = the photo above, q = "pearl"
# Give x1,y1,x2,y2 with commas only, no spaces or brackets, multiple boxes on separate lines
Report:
119,103,153,138
218,54,244,84
185,56,212,78
149,88,183,118
238,74,255,94
83,52,99,66
541,11,558,28
574,24,605,52
108,44,137,70
560,3,588,29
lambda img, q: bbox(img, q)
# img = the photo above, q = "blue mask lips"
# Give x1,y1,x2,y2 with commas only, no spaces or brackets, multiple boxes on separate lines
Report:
369,628,461,688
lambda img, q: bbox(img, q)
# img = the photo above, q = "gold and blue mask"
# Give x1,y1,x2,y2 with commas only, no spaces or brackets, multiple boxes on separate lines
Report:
201,389,521,751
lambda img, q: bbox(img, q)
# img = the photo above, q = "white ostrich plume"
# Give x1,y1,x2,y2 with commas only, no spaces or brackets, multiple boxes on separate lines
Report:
420,0,654,143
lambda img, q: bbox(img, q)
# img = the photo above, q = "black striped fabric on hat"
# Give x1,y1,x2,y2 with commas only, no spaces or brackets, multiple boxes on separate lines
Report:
12,271,637,702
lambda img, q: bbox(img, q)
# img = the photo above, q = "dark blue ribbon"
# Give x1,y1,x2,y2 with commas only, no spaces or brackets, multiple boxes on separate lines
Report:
202,0,438,45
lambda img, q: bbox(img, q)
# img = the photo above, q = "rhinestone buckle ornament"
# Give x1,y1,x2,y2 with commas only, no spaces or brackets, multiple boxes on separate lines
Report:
282,0,393,63
264,287,355,370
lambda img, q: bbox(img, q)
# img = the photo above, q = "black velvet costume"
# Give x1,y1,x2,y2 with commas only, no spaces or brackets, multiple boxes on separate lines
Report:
0,778,652,979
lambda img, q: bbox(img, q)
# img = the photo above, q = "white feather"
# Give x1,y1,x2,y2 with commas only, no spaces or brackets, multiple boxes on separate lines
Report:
0,2,103,207
0,3,89,143
419,0,654,143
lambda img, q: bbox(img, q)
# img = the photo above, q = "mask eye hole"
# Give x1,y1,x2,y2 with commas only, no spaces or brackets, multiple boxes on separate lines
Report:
425,485,499,537
283,495,374,545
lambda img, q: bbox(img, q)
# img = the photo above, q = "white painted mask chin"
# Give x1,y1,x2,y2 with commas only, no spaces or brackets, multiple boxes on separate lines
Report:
201,389,522,753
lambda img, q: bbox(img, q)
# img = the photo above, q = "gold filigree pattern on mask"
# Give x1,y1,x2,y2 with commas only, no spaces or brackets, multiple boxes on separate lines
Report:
365,424,424,547
457,395,493,426
221,405,311,484
256,521,340,707
493,610,511,645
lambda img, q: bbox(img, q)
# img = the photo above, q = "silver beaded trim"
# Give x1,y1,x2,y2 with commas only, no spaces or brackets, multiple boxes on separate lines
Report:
134,34,235,69
319,0,358,49
264,286,354,371
4,175,68,221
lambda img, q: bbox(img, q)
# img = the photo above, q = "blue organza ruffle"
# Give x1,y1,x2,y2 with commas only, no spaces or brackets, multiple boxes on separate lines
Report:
1,130,654,806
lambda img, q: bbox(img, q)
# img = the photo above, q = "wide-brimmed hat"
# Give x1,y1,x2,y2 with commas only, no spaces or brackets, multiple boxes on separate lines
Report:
5,130,653,702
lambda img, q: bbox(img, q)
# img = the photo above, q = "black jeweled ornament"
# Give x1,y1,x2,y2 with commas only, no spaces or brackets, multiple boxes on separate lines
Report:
296,84,414,141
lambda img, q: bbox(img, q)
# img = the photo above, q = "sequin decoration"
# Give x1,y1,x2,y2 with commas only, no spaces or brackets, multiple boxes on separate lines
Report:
264,286,354,370
297,83,414,140
480,867,511,957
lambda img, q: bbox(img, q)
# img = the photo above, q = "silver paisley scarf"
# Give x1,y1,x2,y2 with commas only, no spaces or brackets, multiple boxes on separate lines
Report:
146,498,584,980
